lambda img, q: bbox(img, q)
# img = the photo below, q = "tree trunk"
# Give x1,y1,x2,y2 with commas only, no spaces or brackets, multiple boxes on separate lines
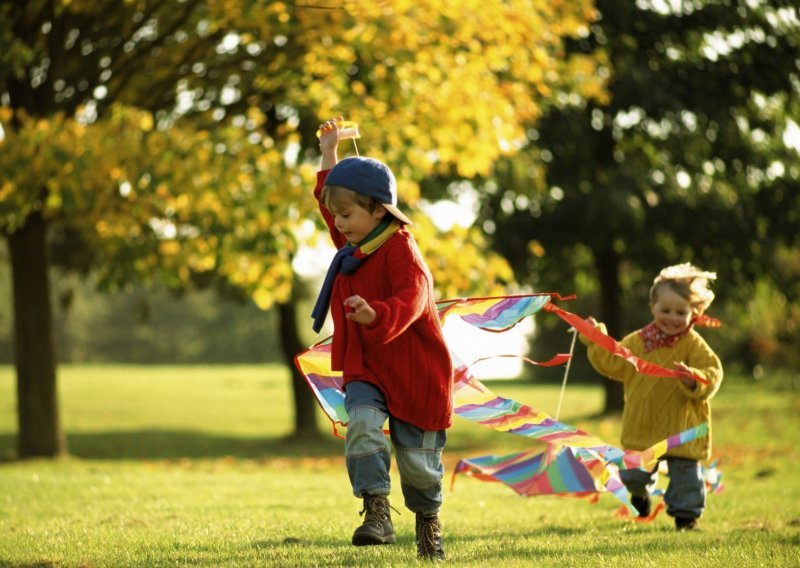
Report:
277,299,320,439
7,212,66,458
595,249,625,414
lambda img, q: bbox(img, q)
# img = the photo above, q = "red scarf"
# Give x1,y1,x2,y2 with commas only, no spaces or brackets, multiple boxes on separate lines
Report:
639,315,721,353
638,322,689,353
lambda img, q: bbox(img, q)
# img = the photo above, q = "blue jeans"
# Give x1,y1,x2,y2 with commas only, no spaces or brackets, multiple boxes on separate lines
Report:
620,457,706,520
344,381,446,515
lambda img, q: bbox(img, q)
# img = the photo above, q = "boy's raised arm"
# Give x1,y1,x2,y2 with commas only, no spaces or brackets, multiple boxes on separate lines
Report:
318,116,343,170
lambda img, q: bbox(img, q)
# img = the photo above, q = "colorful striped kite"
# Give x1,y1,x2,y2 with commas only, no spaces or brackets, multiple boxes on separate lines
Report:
295,294,566,437
447,355,709,511
453,447,724,519
294,293,712,513
449,353,709,470
451,446,601,498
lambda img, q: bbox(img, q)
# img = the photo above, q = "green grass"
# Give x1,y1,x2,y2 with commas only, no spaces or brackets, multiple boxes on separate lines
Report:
1,365,798,567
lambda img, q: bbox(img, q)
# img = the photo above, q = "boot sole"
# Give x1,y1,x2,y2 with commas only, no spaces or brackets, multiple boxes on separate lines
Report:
352,534,396,546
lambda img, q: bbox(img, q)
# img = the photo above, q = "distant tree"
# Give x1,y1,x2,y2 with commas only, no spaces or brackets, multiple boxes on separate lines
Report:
481,0,800,411
1,0,309,454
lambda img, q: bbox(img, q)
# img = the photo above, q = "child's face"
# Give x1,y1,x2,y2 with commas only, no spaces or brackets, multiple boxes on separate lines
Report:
329,197,386,245
650,287,694,336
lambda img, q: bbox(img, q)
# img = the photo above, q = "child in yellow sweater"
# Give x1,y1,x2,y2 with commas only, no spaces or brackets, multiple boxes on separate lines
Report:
582,263,723,530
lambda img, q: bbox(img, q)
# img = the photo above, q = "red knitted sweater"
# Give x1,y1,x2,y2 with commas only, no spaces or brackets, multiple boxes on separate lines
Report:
314,170,453,431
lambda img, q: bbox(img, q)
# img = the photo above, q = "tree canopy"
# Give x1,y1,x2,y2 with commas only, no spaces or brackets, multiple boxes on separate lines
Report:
1,0,607,303
482,0,800,386
0,0,606,456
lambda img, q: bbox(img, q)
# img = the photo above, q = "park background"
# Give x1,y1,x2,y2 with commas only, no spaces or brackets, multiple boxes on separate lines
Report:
1,0,799,566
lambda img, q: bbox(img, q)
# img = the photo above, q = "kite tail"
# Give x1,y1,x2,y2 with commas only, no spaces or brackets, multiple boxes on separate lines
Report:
542,302,708,385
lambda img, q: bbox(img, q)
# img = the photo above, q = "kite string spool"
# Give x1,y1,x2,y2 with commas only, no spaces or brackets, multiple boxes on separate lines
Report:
315,119,360,155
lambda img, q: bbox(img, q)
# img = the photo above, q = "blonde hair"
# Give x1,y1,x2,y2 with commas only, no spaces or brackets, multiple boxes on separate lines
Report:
321,184,381,214
650,263,717,315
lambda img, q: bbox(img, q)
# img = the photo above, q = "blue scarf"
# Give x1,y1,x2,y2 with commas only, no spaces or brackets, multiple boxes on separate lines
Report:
311,218,400,333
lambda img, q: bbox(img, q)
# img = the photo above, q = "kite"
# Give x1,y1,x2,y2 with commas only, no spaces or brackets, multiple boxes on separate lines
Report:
294,293,712,514
447,354,709,511
451,446,613,503
451,447,723,519
296,294,567,438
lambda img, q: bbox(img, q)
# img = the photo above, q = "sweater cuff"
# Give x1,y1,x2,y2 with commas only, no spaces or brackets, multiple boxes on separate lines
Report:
364,302,387,332
681,370,709,398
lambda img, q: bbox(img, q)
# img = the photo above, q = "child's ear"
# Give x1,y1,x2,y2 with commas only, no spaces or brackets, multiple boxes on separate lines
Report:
373,205,388,219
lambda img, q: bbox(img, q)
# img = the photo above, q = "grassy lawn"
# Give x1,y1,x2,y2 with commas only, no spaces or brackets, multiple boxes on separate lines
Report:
0,365,798,567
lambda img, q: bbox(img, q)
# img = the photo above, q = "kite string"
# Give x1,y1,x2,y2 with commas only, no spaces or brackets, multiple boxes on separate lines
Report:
555,328,578,420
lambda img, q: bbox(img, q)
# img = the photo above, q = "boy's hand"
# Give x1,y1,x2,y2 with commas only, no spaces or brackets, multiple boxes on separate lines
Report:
318,116,343,153
344,295,376,325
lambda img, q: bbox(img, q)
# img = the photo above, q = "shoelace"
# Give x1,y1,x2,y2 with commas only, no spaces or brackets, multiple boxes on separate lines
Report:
359,499,400,522
418,518,442,555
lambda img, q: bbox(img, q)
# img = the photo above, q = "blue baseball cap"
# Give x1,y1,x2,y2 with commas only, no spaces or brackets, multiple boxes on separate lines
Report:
325,157,413,225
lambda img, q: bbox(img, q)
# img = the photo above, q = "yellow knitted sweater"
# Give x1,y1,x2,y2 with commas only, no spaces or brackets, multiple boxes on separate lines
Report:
584,326,723,460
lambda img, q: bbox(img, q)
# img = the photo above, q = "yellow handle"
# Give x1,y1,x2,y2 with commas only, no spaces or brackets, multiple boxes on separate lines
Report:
316,120,360,140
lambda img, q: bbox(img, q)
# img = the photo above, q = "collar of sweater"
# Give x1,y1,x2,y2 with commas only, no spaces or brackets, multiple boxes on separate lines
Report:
638,321,692,353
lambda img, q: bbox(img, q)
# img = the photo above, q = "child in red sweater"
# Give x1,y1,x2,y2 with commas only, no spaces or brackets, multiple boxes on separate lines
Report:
311,118,453,560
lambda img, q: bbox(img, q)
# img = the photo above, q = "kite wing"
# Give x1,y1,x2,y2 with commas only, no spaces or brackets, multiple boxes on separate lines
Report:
452,446,599,498
453,436,719,516
295,293,561,436
437,294,556,331
294,336,348,436
452,361,614,450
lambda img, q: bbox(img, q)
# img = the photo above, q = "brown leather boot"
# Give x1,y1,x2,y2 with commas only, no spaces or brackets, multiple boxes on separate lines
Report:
352,494,396,546
416,512,445,560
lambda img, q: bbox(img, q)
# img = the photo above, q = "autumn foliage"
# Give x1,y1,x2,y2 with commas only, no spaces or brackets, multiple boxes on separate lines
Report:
1,0,605,306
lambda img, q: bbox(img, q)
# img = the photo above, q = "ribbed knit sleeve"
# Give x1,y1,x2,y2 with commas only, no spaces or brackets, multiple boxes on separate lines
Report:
675,333,723,401
361,239,430,345
585,330,641,384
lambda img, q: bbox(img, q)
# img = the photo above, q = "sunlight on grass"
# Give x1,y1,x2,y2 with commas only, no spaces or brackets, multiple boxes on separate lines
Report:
1,365,799,566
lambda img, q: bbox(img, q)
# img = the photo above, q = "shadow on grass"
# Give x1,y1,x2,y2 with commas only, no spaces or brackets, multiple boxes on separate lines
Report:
448,523,720,564
0,414,616,462
250,524,728,565
0,430,344,462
